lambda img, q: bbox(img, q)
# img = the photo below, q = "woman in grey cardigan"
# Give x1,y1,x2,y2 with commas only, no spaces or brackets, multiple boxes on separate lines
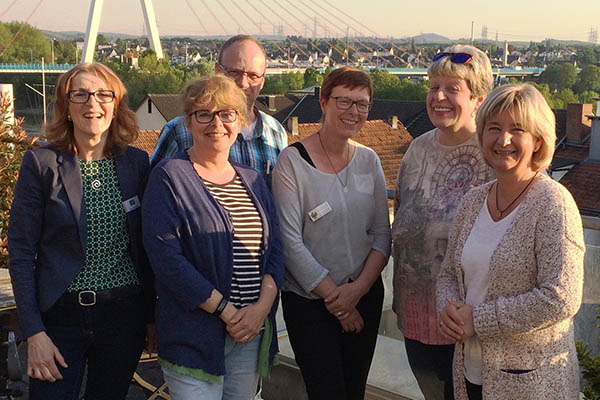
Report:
436,84,584,400
272,67,391,400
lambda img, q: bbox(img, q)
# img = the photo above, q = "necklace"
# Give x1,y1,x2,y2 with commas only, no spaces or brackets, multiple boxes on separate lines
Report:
494,173,537,219
318,131,350,192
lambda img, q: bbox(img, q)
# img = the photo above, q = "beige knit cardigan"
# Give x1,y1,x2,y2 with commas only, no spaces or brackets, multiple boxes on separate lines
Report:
436,175,585,400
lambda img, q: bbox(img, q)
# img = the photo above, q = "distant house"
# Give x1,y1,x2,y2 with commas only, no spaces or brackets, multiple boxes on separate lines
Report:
552,103,600,217
135,94,181,131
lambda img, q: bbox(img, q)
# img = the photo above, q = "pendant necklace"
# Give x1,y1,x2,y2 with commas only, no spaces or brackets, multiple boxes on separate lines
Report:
318,131,349,192
494,173,537,219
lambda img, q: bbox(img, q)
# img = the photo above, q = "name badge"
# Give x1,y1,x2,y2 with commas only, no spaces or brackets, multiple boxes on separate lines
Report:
308,201,332,222
123,195,141,213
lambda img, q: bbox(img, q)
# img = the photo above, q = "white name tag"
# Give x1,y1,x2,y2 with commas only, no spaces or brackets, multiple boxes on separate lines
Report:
308,201,332,222
123,195,141,213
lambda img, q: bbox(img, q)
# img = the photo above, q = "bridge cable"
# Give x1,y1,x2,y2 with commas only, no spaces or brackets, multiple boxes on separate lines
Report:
231,0,299,60
238,0,310,59
0,0,45,60
302,0,408,66
198,0,229,36
263,0,350,62
0,0,19,19
183,0,219,51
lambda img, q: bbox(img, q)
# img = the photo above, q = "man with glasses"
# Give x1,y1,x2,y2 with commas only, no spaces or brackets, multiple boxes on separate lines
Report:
150,35,287,186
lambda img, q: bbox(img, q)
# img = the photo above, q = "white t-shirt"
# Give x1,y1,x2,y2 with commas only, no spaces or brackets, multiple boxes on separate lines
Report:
461,194,520,385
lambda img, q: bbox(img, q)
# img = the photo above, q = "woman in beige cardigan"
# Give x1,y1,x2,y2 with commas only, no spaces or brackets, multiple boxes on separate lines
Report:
436,84,585,400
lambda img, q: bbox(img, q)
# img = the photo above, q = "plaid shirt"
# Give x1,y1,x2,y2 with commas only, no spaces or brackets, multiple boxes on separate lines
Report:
149,110,288,187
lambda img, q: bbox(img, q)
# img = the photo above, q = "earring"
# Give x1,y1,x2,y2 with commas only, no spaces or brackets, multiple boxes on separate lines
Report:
67,115,71,121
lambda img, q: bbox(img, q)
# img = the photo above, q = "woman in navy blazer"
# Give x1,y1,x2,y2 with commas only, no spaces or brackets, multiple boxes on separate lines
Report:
8,62,154,400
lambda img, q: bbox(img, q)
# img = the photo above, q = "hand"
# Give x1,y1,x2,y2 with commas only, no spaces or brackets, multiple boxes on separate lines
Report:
324,282,365,317
454,302,475,340
338,308,364,333
144,324,157,354
27,331,68,382
226,303,269,343
439,300,465,342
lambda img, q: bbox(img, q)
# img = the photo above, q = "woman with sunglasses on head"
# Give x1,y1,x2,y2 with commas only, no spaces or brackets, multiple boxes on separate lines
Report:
437,84,583,400
391,45,494,400
142,75,283,400
8,62,154,399
272,66,391,400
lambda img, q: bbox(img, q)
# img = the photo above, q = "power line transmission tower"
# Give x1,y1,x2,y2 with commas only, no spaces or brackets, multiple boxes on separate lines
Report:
589,27,598,44
482,25,488,40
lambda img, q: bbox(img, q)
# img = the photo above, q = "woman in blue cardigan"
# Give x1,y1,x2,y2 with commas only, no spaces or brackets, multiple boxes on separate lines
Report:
142,75,284,400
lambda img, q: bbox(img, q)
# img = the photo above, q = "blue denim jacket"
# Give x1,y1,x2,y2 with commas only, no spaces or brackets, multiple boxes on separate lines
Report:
142,153,284,376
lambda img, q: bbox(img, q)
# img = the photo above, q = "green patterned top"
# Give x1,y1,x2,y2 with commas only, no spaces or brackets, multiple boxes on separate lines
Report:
68,158,140,292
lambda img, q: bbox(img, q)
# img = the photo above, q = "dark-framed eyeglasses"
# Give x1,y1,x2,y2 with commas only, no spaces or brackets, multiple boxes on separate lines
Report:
68,89,115,104
329,96,372,113
217,62,265,83
432,52,473,64
191,109,239,124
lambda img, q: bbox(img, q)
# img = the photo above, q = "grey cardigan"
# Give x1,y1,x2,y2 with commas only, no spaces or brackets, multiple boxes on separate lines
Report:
436,175,584,400
272,143,391,299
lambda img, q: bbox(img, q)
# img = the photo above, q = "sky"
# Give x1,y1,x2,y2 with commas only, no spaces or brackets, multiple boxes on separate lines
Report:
1,0,598,43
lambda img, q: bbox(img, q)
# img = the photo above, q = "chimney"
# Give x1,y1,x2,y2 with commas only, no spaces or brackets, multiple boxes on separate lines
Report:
589,98,600,162
391,115,398,129
288,116,299,136
566,103,592,144
268,95,276,112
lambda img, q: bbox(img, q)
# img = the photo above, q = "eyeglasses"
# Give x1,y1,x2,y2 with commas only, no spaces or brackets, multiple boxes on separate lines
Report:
329,96,372,113
68,89,115,104
191,109,239,124
432,52,473,64
217,62,265,83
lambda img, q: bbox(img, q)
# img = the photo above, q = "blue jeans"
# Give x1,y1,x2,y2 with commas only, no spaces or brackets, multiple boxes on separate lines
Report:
162,333,261,400
28,292,146,400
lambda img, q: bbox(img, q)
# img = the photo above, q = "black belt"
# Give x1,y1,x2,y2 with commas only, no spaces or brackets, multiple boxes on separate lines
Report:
60,285,143,307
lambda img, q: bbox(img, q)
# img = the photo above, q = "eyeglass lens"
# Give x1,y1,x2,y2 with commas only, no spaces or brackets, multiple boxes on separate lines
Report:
194,110,238,123
335,97,371,113
68,90,115,103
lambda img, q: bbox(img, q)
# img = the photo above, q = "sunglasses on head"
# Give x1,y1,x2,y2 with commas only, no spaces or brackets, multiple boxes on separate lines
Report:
432,52,473,64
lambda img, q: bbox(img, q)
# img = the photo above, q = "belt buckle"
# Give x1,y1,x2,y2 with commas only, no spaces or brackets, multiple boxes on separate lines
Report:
78,290,96,306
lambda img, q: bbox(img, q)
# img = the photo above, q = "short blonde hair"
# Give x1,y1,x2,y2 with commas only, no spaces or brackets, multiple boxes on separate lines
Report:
181,75,247,126
476,83,556,172
428,44,493,98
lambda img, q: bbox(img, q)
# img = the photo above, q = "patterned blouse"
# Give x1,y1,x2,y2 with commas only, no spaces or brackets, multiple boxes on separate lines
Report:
68,158,140,291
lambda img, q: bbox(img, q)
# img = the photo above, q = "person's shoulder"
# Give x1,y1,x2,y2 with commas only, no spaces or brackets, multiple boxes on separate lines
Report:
124,145,149,160
27,144,63,166
530,174,577,210
410,128,436,147
153,151,189,172
258,110,283,127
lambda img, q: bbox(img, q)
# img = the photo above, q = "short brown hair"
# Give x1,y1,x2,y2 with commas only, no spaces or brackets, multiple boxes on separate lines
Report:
476,84,556,172
44,62,138,157
320,66,373,102
181,75,248,127
218,35,266,65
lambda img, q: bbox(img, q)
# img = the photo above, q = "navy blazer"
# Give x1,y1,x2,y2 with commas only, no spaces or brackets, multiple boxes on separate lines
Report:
8,144,154,339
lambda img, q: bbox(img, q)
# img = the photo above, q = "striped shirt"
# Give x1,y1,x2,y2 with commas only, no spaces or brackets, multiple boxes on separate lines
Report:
204,175,263,307
149,110,288,188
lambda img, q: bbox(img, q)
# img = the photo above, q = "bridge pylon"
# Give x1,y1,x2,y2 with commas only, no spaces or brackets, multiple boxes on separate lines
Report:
82,0,164,63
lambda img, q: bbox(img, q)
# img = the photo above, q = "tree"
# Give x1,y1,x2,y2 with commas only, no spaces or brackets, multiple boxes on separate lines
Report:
0,95,37,267
0,22,50,63
576,47,599,68
574,65,600,94
304,67,324,88
97,34,108,46
541,63,577,91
